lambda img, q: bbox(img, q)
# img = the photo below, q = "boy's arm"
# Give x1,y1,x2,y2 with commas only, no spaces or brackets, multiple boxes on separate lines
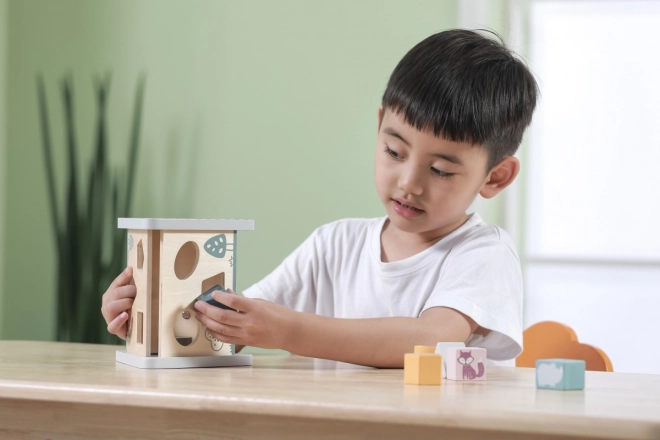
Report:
194,292,477,368
288,307,477,368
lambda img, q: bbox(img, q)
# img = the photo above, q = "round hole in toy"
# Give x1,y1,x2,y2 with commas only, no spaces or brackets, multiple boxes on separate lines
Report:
174,241,199,280
174,308,200,347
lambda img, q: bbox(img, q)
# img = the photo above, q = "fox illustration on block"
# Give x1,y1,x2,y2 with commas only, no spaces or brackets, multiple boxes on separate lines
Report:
458,350,485,379
446,347,487,381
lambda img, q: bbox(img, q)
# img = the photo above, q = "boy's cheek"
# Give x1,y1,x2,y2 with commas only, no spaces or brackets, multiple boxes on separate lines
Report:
373,172,391,198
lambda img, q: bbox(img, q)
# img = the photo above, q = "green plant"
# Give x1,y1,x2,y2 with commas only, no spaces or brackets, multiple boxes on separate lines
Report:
37,72,145,344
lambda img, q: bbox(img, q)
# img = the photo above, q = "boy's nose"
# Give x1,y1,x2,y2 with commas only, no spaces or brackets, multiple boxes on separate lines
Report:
398,166,424,196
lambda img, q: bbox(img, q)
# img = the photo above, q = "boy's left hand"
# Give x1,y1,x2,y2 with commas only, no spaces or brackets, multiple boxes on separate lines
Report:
194,289,295,349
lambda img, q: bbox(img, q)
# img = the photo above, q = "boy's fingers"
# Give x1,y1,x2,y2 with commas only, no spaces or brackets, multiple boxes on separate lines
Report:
114,284,137,300
212,291,249,312
227,289,245,298
107,312,129,339
195,313,242,339
110,267,133,289
194,301,243,327
227,288,245,297
104,299,135,322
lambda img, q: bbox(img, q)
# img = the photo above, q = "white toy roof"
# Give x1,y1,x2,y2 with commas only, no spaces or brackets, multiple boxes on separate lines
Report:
118,218,254,231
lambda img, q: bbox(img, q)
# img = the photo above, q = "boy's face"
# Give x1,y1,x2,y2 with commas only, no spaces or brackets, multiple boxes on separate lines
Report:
374,107,497,240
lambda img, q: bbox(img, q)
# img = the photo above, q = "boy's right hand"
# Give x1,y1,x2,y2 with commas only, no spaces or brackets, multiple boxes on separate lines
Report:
101,266,137,340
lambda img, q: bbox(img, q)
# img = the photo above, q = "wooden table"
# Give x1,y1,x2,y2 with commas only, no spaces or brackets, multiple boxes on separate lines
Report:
0,341,659,440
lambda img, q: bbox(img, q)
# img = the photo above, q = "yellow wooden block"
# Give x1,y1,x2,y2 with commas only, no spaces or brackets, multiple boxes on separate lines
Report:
404,353,442,385
414,345,435,354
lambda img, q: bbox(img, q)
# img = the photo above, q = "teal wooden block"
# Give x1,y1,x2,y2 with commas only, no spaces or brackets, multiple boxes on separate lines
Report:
536,359,585,390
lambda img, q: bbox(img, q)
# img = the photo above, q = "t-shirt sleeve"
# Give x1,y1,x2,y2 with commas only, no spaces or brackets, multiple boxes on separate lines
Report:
242,228,323,314
420,235,524,361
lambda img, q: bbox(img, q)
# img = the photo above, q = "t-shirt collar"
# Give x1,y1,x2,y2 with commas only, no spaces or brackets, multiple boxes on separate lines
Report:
370,212,484,276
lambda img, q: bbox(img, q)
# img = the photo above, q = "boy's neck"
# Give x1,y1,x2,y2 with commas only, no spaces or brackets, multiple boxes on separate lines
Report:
379,214,470,263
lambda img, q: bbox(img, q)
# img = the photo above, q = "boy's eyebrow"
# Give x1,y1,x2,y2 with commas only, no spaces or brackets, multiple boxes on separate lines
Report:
383,127,464,166
383,127,412,146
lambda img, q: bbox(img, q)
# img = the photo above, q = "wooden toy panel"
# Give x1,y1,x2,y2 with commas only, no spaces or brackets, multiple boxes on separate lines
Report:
159,230,235,358
126,230,153,357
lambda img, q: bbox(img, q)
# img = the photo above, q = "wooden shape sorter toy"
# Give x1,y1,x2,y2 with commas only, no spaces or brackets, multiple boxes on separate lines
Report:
115,218,254,369
445,347,487,381
536,359,586,390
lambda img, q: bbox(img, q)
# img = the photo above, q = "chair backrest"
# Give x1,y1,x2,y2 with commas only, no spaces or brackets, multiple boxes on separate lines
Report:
516,321,613,372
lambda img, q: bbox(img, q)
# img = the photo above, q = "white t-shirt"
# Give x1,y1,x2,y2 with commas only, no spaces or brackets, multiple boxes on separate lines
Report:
243,212,523,364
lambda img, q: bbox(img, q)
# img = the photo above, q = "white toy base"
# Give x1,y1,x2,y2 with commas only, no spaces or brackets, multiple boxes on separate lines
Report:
116,350,253,369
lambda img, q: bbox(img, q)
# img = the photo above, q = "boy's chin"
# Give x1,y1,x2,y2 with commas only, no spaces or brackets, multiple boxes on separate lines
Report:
388,217,453,239
386,211,429,232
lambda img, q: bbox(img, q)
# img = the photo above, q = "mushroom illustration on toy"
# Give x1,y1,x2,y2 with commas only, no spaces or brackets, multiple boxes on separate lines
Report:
115,218,254,369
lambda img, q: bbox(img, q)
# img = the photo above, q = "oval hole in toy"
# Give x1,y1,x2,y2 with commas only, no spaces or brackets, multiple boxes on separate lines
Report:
174,308,200,346
174,241,199,280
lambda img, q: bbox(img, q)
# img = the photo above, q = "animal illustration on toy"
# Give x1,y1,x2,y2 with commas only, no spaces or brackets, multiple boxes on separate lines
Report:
115,218,254,369
536,359,586,390
445,347,487,381
457,350,485,380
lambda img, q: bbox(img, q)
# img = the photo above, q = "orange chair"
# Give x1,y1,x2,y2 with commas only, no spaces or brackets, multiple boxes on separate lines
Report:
516,321,613,372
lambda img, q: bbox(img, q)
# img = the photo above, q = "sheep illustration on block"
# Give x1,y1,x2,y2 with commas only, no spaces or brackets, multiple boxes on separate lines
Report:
115,218,254,369
536,359,586,390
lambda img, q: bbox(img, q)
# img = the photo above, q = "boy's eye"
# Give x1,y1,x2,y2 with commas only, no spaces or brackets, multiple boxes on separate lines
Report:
384,145,401,159
431,167,454,178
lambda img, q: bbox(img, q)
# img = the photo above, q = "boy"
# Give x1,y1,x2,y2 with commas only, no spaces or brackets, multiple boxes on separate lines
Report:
101,29,538,368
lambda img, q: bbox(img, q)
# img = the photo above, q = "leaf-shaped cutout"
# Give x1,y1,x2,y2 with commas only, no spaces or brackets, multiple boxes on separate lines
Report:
127,234,134,263
204,234,227,259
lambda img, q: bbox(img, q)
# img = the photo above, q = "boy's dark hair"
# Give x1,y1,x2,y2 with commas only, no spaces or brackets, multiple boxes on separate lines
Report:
381,29,539,171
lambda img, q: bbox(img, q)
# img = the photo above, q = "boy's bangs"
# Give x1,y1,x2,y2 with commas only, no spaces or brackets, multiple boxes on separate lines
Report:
383,92,486,147
381,29,539,170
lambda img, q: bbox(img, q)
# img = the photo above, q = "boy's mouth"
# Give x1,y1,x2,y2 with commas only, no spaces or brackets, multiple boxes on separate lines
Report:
392,199,425,218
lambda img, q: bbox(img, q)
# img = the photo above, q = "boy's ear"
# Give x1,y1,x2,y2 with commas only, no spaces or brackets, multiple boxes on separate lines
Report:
479,156,520,199
377,105,383,132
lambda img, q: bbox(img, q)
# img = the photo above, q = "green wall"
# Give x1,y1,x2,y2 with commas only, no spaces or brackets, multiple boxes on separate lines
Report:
0,0,6,332
1,0,461,340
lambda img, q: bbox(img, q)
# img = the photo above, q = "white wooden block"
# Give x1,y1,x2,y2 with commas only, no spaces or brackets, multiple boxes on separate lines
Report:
435,342,465,379
536,359,585,390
